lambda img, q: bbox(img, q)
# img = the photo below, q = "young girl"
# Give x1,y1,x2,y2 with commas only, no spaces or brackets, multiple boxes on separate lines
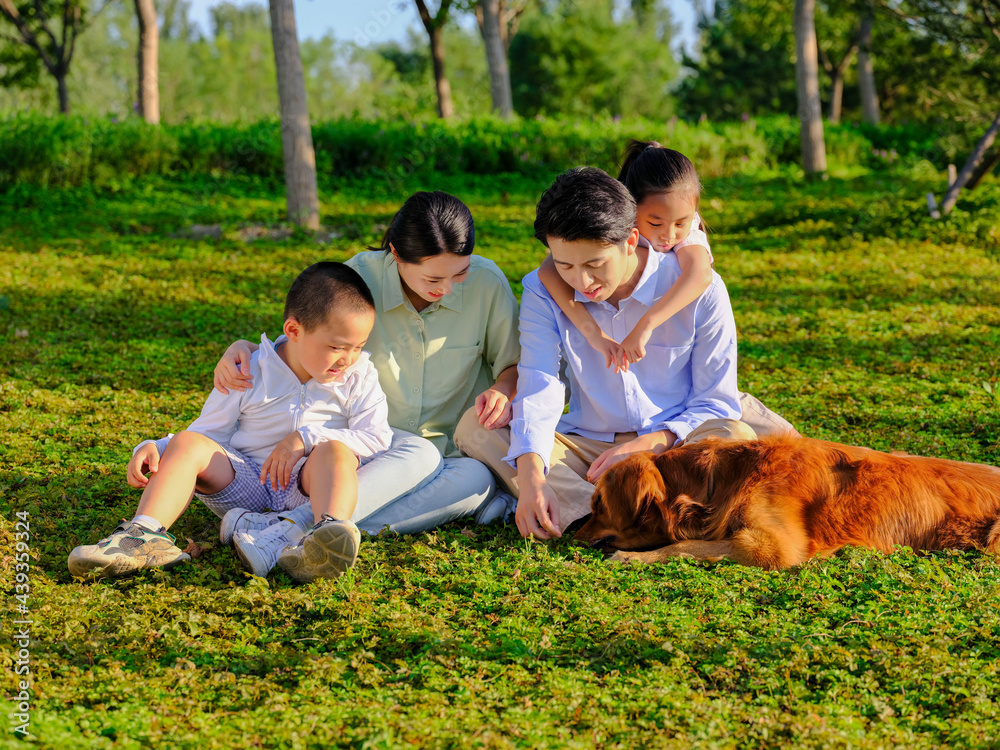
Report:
538,140,714,372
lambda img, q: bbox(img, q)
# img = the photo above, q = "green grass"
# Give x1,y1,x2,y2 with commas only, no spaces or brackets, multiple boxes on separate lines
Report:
2,165,1000,748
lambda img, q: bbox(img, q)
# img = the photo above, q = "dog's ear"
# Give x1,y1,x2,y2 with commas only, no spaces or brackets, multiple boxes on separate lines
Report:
599,453,667,526
651,447,711,535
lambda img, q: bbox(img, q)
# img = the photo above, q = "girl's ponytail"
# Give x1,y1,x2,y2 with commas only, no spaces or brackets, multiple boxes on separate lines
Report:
617,140,700,206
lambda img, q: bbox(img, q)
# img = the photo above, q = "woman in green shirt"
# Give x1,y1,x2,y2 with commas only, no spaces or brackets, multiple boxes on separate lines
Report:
214,192,520,534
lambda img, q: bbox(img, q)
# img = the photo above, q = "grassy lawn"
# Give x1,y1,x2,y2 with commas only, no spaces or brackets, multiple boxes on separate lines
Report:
2,165,1000,748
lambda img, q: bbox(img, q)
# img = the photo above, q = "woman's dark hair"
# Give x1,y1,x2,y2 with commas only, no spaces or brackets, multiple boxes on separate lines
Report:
285,262,375,330
533,167,637,248
372,191,475,263
617,140,701,207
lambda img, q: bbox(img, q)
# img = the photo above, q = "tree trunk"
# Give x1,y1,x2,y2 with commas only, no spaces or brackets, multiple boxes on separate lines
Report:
134,0,160,124
57,72,70,114
938,107,1000,216
829,71,844,123
268,0,320,230
825,43,856,124
966,148,1000,190
428,25,454,119
415,0,454,120
794,0,827,173
479,0,513,118
858,11,880,125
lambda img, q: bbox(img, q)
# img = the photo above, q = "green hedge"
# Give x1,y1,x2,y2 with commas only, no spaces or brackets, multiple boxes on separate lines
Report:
0,113,947,189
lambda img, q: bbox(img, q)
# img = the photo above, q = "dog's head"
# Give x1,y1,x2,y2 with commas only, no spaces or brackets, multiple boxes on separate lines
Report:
574,449,710,551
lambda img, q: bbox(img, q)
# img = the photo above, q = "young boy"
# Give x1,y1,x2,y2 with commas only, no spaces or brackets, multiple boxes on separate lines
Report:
68,262,393,583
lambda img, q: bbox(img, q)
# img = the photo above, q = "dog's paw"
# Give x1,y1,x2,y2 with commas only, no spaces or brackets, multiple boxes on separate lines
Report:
608,550,645,564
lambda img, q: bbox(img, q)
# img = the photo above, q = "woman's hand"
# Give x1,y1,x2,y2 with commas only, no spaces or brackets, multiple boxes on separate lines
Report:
213,340,258,394
475,387,512,429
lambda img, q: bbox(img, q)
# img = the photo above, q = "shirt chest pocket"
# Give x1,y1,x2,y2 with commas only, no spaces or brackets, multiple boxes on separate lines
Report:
639,343,693,381
425,344,483,401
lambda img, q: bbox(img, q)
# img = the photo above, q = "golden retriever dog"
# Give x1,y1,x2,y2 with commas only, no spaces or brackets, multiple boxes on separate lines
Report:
575,435,1000,569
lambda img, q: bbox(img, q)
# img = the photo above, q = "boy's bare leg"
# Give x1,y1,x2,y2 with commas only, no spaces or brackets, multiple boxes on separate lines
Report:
298,440,360,523
135,431,236,529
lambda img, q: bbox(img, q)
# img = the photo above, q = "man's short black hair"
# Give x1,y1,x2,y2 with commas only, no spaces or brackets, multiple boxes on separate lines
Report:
533,167,637,248
284,262,375,331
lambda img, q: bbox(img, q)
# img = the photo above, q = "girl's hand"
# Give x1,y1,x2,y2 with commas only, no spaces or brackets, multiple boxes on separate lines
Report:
261,432,306,491
127,444,160,488
213,340,257,394
586,332,627,373
621,325,654,368
476,387,512,430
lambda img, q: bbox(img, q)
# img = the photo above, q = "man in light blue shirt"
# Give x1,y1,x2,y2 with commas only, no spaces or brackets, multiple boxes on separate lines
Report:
456,167,789,540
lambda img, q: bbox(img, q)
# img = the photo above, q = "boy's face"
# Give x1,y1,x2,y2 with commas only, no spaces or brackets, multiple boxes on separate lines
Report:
548,229,640,306
635,192,698,253
284,309,375,384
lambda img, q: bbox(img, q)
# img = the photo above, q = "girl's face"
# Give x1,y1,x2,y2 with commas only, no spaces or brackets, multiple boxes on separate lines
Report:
391,245,471,311
635,191,698,253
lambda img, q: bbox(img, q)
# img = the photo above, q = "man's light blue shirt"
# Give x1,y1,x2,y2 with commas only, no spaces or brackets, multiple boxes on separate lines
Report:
504,246,741,471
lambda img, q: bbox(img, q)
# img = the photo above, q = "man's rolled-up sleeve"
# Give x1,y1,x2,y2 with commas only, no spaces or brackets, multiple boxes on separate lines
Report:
504,281,565,472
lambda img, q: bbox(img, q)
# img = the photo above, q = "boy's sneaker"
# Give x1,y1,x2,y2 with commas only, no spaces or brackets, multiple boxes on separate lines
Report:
220,507,282,546
278,516,361,584
68,521,190,579
233,520,304,578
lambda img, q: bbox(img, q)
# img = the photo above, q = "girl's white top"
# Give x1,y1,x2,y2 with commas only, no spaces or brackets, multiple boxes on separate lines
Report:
673,211,713,263
134,334,393,465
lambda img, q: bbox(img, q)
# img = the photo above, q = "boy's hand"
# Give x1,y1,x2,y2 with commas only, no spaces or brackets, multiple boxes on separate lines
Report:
475,387,512,429
620,325,654,369
261,432,306,491
127,444,160,488
214,340,256,394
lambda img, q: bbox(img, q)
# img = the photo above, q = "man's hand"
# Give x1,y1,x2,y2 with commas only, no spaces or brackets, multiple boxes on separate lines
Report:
587,430,678,483
261,432,306,491
515,482,562,540
515,454,562,540
127,443,160,488
475,387,512,429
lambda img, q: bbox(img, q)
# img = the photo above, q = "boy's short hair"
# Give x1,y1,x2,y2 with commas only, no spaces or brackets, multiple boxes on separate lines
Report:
284,262,375,330
533,167,637,248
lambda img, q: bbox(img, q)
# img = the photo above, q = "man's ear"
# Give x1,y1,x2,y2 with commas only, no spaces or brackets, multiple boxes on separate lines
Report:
625,227,639,256
283,317,303,342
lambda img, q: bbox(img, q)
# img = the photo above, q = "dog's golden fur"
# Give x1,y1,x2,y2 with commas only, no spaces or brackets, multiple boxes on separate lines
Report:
574,435,1000,569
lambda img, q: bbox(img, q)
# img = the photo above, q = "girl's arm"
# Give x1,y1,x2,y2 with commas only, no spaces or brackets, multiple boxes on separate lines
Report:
538,255,624,371
620,244,714,367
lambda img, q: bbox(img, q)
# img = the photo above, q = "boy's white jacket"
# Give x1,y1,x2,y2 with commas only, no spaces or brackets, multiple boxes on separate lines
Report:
135,334,393,465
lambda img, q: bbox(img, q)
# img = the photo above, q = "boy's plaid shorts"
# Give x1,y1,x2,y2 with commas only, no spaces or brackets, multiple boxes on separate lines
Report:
196,445,310,519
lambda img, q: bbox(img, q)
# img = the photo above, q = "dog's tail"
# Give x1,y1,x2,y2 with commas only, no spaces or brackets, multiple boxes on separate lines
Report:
987,517,1000,554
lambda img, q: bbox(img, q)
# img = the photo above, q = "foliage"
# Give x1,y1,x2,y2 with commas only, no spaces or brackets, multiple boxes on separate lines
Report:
676,0,797,121
0,1,487,123
508,0,680,119
0,0,95,112
2,113,950,191
2,158,1000,746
